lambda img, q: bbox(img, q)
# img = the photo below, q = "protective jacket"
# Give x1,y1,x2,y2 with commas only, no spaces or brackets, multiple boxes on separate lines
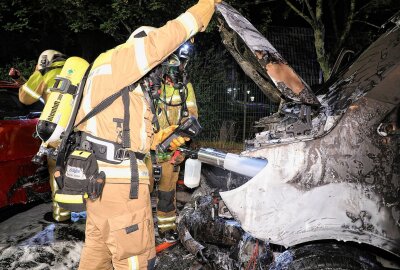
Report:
19,58,69,222
19,60,65,105
155,82,198,234
157,82,198,128
76,1,216,269
74,2,212,183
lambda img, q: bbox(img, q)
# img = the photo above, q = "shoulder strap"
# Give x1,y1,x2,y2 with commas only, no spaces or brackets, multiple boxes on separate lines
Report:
140,81,160,133
121,87,131,148
56,63,93,169
73,83,136,129
74,82,141,200
178,84,189,125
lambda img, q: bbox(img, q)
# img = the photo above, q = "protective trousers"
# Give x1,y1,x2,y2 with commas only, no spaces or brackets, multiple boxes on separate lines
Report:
78,181,156,270
47,157,71,222
156,161,180,233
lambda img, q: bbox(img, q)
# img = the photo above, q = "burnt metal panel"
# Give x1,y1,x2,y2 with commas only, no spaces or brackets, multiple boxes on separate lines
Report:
218,2,400,258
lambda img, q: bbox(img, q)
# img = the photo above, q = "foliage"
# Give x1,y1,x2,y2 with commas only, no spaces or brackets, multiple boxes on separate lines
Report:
0,58,36,81
0,0,398,83
283,0,400,81
1,0,397,145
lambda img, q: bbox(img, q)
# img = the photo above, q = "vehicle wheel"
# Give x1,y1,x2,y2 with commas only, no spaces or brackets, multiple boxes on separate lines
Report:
269,242,384,270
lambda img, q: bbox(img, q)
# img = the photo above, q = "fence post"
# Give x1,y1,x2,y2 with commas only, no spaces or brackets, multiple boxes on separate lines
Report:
243,87,250,142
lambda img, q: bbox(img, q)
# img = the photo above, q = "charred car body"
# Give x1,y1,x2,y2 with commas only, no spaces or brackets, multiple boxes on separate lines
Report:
177,3,400,269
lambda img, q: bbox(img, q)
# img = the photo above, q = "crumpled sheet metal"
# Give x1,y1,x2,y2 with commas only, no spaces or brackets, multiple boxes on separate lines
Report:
221,97,400,256
250,11,400,147
221,27,400,253
216,2,319,106
219,2,400,257
216,2,281,60
179,226,205,257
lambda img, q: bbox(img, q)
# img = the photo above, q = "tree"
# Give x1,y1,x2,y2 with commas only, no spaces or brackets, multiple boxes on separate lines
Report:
283,0,400,81
0,0,198,65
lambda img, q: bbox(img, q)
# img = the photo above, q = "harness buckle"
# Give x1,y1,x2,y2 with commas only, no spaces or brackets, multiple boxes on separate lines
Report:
115,148,130,160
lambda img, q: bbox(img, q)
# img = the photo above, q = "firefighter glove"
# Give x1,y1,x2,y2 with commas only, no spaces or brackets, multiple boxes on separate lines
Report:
152,125,177,150
170,136,190,150
151,125,190,151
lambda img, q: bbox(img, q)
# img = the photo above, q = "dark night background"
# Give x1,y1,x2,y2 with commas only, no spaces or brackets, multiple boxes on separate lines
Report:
1,0,399,84
0,2,399,269
1,0,399,143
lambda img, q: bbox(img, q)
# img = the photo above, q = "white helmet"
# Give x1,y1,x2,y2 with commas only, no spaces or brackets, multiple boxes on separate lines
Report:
37,49,65,71
127,26,156,42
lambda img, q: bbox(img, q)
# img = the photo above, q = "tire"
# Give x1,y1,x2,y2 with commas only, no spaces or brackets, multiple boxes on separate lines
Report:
269,242,385,270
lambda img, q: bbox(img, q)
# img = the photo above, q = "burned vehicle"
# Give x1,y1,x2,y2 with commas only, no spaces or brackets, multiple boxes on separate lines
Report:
176,2,400,269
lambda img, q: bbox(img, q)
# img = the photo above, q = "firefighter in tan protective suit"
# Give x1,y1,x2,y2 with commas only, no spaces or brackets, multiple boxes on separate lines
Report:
11,49,71,222
73,1,220,269
151,52,198,241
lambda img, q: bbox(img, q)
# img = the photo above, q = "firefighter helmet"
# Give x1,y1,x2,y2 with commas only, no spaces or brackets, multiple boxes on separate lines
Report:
37,49,66,71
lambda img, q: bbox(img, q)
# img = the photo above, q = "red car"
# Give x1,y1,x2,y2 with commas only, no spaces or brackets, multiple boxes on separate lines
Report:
0,80,50,211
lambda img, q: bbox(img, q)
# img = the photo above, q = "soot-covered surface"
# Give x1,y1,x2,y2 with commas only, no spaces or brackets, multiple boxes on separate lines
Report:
0,202,199,270
0,191,272,270
0,203,84,269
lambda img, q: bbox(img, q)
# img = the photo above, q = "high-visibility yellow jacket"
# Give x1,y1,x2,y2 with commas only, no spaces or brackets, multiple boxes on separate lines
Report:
18,60,65,105
75,0,215,156
157,82,198,129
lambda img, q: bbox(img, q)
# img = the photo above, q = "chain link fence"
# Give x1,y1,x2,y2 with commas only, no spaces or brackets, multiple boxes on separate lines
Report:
191,26,321,149
193,82,278,148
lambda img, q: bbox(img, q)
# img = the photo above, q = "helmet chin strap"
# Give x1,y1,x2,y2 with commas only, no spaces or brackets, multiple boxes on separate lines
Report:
39,55,49,70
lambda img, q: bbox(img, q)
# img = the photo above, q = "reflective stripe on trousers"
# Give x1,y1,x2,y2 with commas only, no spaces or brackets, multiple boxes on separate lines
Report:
128,256,139,270
157,215,177,232
48,157,71,222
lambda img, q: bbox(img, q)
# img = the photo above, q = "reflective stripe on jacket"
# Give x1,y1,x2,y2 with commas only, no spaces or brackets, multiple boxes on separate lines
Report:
97,160,150,184
19,60,65,105
75,0,214,155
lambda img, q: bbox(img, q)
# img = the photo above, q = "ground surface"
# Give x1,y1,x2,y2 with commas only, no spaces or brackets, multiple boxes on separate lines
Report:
0,201,198,270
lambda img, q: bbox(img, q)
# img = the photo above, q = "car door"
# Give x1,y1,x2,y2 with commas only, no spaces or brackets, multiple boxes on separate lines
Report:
0,89,48,208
